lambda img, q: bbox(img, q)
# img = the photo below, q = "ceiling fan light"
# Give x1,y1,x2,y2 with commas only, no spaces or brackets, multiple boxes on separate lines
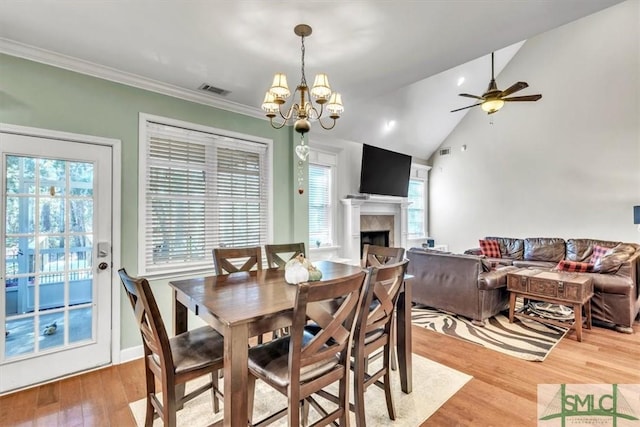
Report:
270,73,290,99
311,73,332,101
481,99,504,113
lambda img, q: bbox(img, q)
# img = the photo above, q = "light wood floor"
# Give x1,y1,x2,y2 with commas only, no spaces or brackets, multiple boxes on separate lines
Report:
1,320,638,426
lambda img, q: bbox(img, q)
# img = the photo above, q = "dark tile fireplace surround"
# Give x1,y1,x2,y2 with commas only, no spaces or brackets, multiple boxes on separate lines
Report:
360,230,390,257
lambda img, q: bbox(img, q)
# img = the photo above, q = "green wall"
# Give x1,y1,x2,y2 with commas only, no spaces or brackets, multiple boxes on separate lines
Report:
0,53,307,351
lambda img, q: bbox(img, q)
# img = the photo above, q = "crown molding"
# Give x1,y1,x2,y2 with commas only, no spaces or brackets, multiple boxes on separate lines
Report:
0,38,265,120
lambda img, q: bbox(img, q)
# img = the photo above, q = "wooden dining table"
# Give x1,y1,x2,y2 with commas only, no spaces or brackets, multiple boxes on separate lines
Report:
169,260,413,426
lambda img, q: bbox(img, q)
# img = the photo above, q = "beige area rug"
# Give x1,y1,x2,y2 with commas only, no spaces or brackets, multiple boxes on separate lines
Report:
129,354,471,426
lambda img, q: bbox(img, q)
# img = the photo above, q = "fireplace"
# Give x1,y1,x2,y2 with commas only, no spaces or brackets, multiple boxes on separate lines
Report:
341,196,410,264
360,230,390,257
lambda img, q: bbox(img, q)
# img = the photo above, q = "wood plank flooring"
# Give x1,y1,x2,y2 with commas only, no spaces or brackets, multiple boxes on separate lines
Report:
1,320,638,426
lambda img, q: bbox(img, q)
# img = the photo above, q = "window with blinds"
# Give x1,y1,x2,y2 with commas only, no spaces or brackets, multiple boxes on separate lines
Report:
407,178,425,238
308,163,333,247
140,120,269,276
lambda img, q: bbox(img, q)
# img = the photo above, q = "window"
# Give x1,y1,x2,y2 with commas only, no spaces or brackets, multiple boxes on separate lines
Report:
308,162,333,248
139,116,271,276
407,178,426,238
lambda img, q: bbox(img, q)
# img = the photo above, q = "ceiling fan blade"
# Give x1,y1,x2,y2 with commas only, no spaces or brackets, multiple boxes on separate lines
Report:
458,93,484,100
503,94,542,102
450,103,482,113
499,81,528,98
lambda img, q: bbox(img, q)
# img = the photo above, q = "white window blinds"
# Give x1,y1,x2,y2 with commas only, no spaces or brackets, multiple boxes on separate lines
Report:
407,179,425,238
141,121,269,276
308,163,332,247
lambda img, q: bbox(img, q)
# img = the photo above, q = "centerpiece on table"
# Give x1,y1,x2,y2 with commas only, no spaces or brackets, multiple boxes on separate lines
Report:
284,253,322,284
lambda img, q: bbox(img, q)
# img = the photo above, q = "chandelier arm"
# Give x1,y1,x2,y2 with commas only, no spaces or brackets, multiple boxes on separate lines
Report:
268,116,288,130
316,117,338,130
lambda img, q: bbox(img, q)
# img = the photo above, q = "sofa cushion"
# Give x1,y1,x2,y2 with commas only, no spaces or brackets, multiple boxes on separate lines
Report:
485,237,524,260
555,260,594,273
566,239,620,262
524,237,565,262
479,239,501,258
593,243,636,274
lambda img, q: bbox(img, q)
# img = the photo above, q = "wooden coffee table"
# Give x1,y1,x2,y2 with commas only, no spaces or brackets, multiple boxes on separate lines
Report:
506,269,594,342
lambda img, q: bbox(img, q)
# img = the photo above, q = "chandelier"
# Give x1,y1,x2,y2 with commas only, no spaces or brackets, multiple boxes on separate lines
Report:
261,24,344,162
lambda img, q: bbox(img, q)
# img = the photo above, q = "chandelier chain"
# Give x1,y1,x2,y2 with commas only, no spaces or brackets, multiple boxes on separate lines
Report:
300,35,307,87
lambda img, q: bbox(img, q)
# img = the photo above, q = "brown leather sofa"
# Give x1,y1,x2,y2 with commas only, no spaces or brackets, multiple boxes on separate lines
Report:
406,248,517,325
466,237,640,332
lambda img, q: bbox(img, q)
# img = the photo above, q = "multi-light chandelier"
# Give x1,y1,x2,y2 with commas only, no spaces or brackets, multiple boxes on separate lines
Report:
261,24,344,166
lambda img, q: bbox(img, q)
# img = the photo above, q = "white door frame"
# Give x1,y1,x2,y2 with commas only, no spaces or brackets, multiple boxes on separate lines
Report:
0,123,122,368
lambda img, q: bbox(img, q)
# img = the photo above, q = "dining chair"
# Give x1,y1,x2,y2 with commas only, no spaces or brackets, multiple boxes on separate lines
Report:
351,260,409,426
212,246,263,275
361,244,405,268
360,244,405,370
118,268,224,427
246,270,370,426
264,242,306,269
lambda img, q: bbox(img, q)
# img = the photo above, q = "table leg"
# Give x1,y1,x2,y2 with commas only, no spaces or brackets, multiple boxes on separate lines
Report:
508,292,517,323
585,299,592,330
574,303,583,342
223,324,249,427
396,279,412,394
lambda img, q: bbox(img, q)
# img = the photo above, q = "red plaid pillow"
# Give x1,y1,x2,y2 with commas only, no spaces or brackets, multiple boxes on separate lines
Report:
556,260,594,273
479,239,501,258
590,245,610,265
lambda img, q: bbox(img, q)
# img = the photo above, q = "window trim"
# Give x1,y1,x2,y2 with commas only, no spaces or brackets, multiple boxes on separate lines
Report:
138,113,273,279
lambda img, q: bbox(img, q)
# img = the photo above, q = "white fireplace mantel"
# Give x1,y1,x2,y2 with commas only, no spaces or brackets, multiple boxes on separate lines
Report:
340,196,410,264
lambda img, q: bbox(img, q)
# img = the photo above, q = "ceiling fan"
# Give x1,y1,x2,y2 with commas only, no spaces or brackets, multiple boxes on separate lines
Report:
451,52,542,114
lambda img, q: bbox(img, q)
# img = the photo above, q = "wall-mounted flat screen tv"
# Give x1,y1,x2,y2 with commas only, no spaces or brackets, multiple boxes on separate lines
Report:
359,144,412,197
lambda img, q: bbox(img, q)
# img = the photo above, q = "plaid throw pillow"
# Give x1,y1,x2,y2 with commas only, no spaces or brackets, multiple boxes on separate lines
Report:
556,260,594,273
590,245,610,265
479,239,501,258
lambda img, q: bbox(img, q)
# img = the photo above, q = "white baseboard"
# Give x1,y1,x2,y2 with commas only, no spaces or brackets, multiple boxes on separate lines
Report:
119,345,144,363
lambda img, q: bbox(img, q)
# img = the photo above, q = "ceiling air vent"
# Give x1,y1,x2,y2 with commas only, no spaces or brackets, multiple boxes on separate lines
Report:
198,83,231,96
439,147,451,156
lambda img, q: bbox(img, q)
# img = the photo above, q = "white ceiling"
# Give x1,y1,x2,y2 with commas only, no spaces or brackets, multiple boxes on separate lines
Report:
0,0,623,160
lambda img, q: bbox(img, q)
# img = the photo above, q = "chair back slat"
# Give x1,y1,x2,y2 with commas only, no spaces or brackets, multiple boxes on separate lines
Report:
358,260,409,338
265,243,306,269
290,271,369,377
361,244,405,268
213,246,263,275
118,268,173,368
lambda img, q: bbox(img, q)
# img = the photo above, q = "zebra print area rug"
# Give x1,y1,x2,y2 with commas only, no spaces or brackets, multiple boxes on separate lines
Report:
411,305,568,362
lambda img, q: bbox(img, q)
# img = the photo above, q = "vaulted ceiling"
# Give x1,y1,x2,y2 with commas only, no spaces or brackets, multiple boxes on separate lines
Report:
0,0,623,159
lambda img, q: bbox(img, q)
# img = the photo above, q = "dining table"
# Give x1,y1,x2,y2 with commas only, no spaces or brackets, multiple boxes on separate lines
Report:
169,260,413,426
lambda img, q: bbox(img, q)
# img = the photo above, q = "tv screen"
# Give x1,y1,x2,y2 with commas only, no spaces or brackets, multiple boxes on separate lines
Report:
359,144,412,197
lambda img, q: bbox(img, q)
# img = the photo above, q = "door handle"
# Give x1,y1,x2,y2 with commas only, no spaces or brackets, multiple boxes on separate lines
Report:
98,262,109,271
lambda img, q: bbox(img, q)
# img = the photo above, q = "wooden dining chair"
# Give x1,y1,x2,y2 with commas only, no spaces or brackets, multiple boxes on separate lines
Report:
351,260,409,426
118,268,224,427
264,242,306,269
246,270,370,426
361,244,405,268
212,246,263,275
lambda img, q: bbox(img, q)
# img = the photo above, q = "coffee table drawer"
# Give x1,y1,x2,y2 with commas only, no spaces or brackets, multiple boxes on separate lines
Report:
507,274,527,292
528,277,559,297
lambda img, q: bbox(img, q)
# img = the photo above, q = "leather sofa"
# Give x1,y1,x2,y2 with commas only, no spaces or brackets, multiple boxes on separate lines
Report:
466,237,640,332
406,248,517,325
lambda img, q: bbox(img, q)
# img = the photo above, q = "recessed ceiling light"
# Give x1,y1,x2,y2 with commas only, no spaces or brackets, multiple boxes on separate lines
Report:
385,120,396,131
457,77,465,87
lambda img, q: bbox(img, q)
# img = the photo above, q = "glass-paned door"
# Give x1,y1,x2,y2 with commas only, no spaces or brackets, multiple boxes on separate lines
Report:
1,132,112,393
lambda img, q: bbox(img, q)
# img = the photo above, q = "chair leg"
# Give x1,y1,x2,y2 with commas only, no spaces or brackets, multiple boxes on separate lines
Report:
164,379,177,427
144,368,156,427
390,314,398,371
211,372,220,414
353,351,367,427
247,373,256,425
383,345,396,420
